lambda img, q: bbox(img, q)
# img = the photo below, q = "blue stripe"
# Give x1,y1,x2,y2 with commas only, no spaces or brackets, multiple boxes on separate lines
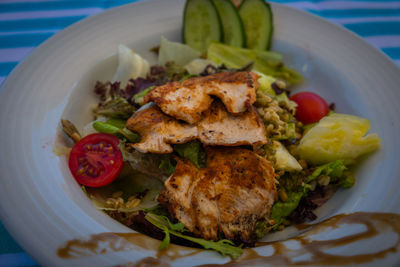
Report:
0,16,86,32
0,224,23,254
382,47,400,59
0,33,53,48
308,8,400,18
0,0,138,13
344,22,400,36
0,253,38,267
0,62,18,76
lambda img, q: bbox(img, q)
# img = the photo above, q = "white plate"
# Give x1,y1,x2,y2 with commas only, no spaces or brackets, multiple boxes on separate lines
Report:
1,0,400,266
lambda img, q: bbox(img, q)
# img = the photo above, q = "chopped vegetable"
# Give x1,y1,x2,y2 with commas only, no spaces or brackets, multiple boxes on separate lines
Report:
93,121,140,143
306,160,346,184
112,44,150,88
158,37,201,67
145,213,243,259
133,86,154,106
272,141,302,172
290,91,329,124
68,133,124,187
239,0,273,50
297,113,381,165
184,58,217,75
93,81,136,119
183,0,222,53
255,71,276,96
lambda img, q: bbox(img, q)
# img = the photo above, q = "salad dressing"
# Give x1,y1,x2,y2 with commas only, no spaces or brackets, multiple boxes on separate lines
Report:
58,212,400,265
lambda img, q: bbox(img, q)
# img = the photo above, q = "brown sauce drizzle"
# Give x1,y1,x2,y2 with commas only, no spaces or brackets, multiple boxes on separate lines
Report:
58,212,400,266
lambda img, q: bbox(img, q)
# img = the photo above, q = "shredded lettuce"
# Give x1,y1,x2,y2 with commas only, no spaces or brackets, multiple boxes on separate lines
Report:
207,43,302,85
269,160,353,231
145,213,243,259
86,165,163,212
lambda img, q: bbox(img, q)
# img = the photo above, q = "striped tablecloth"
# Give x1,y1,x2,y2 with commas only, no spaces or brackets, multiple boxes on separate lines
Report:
0,0,399,266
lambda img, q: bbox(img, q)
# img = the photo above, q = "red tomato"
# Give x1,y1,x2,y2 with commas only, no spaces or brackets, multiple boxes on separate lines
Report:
68,133,124,187
290,91,329,124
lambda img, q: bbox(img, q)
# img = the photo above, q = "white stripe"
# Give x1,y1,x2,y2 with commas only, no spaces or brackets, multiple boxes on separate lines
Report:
331,16,400,24
0,47,34,62
0,76,5,87
286,1,400,10
0,29,58,36
0,8,103,21
365,35,400,48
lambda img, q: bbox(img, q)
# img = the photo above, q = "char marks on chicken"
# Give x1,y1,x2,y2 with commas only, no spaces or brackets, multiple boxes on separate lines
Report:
158,147,277,242
144,71,259,124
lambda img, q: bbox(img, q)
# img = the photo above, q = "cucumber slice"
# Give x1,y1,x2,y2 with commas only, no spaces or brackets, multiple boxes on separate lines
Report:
183,0,222,53
239,0,273,50
212,0,246,47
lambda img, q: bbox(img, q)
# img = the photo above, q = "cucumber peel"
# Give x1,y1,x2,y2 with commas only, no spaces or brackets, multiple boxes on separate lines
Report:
183,0,222,53
212,0,246,47
239,0,274,50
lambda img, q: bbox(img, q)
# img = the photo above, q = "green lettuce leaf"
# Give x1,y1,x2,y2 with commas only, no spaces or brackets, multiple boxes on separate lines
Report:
270,191,304,229
158,155,176,175
207,43,302,85
268,160,353,231
86,165,163,212
173,140,206,169
145,213,243,259
306,160,346,183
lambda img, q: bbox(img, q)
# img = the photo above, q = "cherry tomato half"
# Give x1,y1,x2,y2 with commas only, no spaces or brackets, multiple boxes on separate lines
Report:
68,133,124,187
290,91,329,124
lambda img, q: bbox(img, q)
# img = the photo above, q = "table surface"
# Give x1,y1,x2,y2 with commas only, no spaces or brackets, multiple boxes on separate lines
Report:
0,0,399,266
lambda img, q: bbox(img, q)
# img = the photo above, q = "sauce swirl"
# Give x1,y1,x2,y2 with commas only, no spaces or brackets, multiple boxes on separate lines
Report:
58,212,400,266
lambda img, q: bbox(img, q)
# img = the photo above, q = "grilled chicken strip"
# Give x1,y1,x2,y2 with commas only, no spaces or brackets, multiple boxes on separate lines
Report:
198,101,267,146
126,102,267,153
126,105,197,153
144,71,259,124
158,147,277,241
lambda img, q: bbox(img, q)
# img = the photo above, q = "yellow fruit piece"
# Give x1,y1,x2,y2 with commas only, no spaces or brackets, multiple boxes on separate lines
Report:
297,113,381,165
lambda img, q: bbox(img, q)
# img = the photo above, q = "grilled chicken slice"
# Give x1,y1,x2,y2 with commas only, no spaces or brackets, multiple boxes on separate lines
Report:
198,101,267,146
144,71,259,124
126,105,197,153
126,102,267,153
158,147,277,241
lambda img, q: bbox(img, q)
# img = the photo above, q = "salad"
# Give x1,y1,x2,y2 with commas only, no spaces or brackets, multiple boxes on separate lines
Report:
60,0,381,259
